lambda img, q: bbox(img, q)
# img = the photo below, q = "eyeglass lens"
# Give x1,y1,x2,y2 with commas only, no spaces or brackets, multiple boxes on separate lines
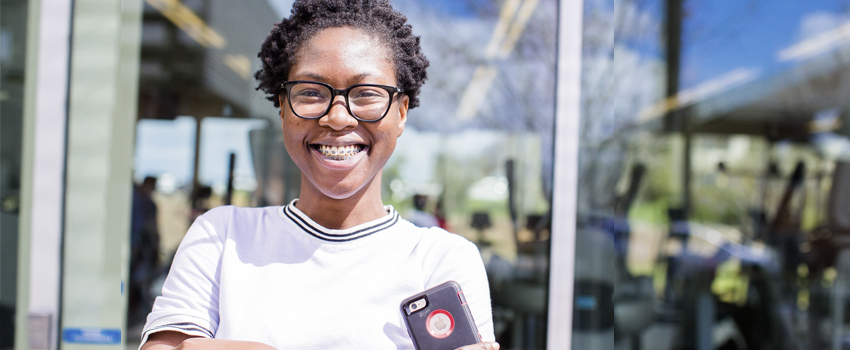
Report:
289,82,391,121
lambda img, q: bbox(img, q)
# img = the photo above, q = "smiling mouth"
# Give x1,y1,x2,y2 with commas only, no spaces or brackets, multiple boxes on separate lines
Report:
313,144,366,161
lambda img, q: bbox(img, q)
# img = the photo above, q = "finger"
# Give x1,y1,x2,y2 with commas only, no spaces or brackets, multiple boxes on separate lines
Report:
454,342,500,350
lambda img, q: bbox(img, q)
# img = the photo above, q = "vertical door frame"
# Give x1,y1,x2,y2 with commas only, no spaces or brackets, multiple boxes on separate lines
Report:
17,0,75,349
547,0,584,348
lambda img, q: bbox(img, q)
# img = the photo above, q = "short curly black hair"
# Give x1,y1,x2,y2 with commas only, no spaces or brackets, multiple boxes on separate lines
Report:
255,0,430,109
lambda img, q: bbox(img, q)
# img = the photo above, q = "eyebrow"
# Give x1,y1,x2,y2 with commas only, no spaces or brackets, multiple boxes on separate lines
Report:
292,72,376,86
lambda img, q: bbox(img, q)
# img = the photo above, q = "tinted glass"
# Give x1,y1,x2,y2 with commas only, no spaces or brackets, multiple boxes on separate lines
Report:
586,0,850,349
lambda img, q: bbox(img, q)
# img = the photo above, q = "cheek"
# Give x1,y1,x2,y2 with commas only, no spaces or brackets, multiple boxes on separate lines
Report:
377,128,399,155
281,118,308,155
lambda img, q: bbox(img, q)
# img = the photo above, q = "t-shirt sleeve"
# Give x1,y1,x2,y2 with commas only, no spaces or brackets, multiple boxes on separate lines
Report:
139,211,227,346
425,236,495,342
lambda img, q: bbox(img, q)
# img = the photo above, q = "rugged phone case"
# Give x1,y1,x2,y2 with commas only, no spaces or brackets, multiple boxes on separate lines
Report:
400,281,480,350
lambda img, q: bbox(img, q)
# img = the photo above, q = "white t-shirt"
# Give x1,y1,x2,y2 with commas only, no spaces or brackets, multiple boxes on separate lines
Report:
141,201,494,349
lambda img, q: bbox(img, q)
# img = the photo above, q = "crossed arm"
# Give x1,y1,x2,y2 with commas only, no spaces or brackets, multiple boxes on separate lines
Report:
140,331,276,350
141,330,499,350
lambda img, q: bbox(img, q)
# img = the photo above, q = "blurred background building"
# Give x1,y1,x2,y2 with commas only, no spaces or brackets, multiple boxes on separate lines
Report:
8,0,850,349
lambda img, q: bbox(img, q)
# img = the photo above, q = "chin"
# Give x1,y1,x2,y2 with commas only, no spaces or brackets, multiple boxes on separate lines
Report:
312,178,373,201
320,189,360,200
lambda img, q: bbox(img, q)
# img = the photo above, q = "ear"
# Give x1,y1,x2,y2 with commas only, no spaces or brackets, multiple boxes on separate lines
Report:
395,94,409,138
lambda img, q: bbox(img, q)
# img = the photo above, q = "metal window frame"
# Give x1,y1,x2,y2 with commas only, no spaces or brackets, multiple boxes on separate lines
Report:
547,0,583,349
17,0,142,349
16,0,75,349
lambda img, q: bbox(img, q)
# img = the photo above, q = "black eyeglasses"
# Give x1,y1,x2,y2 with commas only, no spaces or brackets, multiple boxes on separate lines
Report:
282,81,404,122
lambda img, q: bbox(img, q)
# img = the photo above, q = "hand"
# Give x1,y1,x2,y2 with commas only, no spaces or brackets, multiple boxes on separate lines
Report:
455,342,500,350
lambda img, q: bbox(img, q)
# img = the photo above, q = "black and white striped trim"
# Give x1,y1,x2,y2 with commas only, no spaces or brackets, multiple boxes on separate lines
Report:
143,322,215,338
282,202,399,242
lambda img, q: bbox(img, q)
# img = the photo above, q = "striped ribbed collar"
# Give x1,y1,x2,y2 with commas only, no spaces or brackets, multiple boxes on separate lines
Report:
281,200,400,242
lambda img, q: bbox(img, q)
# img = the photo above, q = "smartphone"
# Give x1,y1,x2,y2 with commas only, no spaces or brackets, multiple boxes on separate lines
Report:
400,281,481,350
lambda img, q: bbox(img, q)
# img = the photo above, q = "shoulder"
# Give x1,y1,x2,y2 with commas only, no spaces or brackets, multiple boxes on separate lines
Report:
195,205,280,229
185,205,282,244
200,205,277,221
398,220,480,260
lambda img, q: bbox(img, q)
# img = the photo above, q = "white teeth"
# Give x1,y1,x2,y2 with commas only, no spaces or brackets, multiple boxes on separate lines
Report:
317,145,363,160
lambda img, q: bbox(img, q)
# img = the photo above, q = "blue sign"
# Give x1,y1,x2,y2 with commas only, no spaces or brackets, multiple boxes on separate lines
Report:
575,295,598,310
63,328,121,344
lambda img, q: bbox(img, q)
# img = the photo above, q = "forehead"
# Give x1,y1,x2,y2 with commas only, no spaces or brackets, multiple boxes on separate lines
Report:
290,27,395,84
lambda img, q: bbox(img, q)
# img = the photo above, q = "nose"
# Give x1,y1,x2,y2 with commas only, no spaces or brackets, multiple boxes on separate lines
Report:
318,96,358,130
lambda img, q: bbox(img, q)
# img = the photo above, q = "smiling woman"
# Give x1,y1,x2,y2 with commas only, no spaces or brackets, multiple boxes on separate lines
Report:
137,1,497,350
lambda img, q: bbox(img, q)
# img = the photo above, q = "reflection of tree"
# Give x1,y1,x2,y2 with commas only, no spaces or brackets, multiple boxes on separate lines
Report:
634,135,676,203
398,0,557,132
578,0,664,215
397,0,560,212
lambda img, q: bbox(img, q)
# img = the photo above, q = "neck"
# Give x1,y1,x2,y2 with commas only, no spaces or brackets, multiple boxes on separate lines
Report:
294,173,387,230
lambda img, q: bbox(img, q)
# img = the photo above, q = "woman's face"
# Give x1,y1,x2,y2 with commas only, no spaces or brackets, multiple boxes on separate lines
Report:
280,26,408,201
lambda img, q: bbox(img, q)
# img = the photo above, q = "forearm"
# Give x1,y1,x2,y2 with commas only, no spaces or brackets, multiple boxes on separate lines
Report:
140,331,189,350
141,331,277,350
140,343,180,350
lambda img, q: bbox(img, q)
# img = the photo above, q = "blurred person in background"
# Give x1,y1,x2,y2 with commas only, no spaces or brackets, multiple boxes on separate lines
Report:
129,176,161,325
434,198,449,231
188,185,213,224
407,193,438,228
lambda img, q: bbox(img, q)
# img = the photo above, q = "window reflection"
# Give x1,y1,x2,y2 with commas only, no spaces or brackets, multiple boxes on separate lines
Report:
393,2,558,348
600,1,850,349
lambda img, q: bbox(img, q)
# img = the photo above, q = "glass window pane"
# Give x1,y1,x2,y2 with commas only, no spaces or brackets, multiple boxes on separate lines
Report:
128,0,281,341
593,0,850,349
391,1,558,348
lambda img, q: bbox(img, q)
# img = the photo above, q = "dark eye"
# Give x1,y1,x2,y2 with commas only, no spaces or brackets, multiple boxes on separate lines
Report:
350,87,388,100
294,89,327,99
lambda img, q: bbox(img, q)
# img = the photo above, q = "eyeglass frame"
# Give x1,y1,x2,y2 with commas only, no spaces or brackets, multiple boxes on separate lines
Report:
281,80,405,122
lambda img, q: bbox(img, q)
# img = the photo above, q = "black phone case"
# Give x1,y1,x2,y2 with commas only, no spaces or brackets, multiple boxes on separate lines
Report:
400,281,480,350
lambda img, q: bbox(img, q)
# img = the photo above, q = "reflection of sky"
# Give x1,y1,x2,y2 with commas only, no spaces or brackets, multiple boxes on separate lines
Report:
134,117,268,192
681,0,850,90
134,117,196,185
608,0,850,91
601,0,850,132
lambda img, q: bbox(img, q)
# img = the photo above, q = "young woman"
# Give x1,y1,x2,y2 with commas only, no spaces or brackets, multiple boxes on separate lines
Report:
140,1,497,349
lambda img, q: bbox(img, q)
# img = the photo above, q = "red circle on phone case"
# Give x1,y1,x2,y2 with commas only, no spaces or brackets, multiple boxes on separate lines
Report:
426,309,455,339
